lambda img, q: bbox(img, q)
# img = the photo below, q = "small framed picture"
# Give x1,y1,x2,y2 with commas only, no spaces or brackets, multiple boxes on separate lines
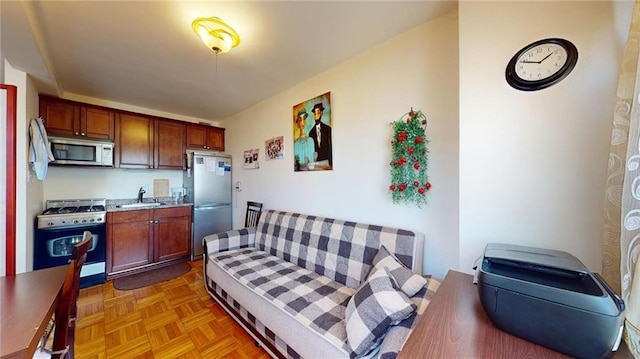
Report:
265,136,284,161
243,148,259,169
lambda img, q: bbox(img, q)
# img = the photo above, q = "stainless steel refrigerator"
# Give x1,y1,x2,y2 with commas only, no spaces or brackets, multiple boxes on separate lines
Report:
183,151,232,260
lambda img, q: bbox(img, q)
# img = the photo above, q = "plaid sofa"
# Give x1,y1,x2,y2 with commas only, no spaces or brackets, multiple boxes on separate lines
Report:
203,210,440,359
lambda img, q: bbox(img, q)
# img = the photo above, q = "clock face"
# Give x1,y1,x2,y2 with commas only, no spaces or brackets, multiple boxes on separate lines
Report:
506,38,578,91
514,43,568,81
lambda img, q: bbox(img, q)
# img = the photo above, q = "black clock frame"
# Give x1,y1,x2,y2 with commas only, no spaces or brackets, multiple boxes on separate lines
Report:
505,38,578,91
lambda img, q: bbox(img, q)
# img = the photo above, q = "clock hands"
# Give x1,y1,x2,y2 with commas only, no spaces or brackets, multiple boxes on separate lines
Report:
520,52,555,64
539,52,554,63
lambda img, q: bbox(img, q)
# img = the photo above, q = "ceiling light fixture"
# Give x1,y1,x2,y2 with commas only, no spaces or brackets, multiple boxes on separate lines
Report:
192,17,240,54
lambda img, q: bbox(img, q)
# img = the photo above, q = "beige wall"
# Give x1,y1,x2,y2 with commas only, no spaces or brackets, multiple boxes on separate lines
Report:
43,167,184,201
458,1,632,274
5,2,635,277
222,12,460,277
11,11,460,277
5,61,40,273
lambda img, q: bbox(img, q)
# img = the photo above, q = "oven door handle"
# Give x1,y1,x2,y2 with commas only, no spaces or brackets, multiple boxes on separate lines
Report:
37,222,106,231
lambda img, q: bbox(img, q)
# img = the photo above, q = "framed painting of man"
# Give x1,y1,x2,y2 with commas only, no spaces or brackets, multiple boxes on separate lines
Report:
293,92,332,171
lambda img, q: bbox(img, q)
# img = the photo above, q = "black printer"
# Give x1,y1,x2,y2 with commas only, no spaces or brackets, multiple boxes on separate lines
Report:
475,243,625,359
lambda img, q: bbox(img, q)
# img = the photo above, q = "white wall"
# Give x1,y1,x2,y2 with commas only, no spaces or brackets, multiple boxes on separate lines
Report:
43,167,183,203
223,12,459,278
25,71,41,272
0,52,4,84
9,1,631,277
5,62,39,273
458,1,631,273
0,1,4,84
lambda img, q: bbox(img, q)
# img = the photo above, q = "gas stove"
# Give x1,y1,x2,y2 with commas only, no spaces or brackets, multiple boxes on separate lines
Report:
37,198,107,229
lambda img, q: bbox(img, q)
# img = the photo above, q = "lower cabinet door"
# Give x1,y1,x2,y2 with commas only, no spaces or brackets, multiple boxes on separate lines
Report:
108,219,152,273
107,210,152,274
154,209,191,262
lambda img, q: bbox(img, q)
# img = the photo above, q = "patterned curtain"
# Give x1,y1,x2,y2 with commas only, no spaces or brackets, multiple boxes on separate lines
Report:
602,1,640,355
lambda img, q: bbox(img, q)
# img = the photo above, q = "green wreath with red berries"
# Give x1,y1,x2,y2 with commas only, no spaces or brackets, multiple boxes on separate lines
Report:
389,109,431,207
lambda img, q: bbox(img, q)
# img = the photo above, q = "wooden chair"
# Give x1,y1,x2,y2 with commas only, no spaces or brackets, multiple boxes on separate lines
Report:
244,201,263,227
35,231,92,359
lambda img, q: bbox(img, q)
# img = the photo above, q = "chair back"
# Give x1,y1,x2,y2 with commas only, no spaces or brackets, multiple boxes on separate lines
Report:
244,201,263,227
50,231,92,359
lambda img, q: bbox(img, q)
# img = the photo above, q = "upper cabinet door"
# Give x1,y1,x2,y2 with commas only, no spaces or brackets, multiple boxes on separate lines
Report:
116,113,154,168
186,124,207,149
81,106,115,140
40,97,80,138
40,96,115,141
187,124,225,151
206,127,225,151
154,119,186,170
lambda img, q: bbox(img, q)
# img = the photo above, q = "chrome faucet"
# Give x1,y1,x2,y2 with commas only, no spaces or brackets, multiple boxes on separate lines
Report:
137,187,146,203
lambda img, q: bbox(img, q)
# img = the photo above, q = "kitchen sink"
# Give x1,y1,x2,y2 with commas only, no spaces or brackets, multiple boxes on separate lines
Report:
117,202,165,209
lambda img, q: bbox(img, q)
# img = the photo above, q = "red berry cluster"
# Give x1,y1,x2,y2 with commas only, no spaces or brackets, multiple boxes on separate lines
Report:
389,182,431,195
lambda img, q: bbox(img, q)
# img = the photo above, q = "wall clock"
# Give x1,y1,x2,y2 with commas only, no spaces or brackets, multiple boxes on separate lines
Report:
505,38,578,91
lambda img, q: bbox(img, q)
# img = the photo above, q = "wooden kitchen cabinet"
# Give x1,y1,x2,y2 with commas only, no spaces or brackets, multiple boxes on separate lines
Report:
107,206,192,277
187,123,225,151
116,114,187,169
153,206,191,262
107,210,152,274
81,106,115,140
38,94,226,171
154,118,186,170
39,96,114,140
115,113,154,168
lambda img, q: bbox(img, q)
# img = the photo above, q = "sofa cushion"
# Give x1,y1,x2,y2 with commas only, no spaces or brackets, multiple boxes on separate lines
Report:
255,210,423,289
372,246,427,297
345,267,417,358
212,247,355,352
379,276,441,359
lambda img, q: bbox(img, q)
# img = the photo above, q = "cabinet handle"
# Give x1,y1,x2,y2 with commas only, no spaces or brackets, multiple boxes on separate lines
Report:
80,132,85,136
75,132,79,136
154,220,159,224
149,220,153,224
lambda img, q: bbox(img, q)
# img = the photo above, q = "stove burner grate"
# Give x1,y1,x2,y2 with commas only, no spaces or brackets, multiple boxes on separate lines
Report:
77,205,106,213
59,206,79,214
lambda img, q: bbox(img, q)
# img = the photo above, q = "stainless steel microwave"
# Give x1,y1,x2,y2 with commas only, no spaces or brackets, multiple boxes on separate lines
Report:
49,136,114,167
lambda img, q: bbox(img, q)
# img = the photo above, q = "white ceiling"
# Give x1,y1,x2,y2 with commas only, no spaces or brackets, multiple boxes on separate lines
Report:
2,1,457,121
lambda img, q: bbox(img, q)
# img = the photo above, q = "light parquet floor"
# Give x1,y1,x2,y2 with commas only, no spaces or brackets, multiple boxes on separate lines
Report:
75,260,270,359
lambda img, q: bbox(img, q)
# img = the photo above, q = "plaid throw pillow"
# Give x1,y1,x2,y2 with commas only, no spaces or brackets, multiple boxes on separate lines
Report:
372,245,427,297
345,267,417,358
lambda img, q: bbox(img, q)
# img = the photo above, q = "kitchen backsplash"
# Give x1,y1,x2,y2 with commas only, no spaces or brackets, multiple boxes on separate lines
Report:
43,166,183,202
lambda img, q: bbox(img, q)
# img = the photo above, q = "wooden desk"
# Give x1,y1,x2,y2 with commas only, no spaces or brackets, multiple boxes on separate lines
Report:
1,266,68,359
399,270,569,358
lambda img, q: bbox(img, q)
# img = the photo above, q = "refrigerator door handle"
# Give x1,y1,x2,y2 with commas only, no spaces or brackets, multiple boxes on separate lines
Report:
195,203,231,210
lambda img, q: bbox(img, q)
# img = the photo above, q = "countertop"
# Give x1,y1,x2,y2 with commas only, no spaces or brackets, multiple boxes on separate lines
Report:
106,198,193,212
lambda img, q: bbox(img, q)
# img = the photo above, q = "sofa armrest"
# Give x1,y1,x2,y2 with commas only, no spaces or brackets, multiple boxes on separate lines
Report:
203,227,256,256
